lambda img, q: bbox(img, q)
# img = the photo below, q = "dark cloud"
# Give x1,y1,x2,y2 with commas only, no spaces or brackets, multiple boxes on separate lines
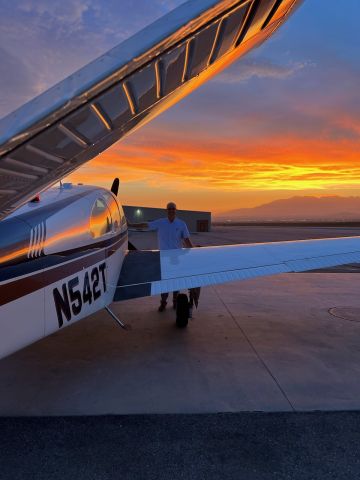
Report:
0,0,184,117
0,47,39,117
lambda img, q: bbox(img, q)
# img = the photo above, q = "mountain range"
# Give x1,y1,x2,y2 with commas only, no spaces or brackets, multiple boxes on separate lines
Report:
216,196,360,222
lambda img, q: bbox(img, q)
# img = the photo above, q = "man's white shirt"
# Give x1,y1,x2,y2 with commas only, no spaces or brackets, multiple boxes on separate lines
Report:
148,218,190,250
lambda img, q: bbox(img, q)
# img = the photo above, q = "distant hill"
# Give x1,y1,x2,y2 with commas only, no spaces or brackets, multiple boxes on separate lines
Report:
216,196,360,222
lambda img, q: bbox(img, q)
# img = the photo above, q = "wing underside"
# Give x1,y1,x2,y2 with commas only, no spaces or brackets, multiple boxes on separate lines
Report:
0,0,302,220
114,236,360,301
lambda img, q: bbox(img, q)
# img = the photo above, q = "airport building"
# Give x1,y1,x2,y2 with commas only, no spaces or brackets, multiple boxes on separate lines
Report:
123,205,211,232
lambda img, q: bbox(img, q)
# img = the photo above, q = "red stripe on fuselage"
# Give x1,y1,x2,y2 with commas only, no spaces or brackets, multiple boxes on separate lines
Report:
0,234,126,306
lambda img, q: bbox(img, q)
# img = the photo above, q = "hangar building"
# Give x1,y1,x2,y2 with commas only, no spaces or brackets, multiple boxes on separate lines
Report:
123,205,211,232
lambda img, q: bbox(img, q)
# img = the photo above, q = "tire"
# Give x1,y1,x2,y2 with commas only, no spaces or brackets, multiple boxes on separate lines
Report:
176,293,189,328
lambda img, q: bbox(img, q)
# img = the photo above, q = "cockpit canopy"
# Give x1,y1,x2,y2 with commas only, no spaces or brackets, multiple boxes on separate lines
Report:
90,192,122,239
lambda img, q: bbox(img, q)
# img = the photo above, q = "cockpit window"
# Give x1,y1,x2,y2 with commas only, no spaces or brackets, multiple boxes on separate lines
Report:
120,205,126,227
103,192,121,232
90,197,112,238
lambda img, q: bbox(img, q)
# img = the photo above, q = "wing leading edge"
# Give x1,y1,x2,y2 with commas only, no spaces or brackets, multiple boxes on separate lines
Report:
0,0,302,220
114,236,360,301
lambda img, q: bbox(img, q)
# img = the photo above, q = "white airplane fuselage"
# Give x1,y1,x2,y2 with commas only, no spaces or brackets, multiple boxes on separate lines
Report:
0,184,127,359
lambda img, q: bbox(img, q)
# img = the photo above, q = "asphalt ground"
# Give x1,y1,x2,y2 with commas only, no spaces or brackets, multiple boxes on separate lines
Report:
2,412,360,480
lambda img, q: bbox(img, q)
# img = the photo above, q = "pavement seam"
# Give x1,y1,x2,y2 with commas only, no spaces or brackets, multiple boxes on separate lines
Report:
212,286,296,412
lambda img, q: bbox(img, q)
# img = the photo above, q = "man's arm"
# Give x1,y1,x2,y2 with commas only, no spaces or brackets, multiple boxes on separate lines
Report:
183,237,194,248
126,220,149,229
181,222,193,248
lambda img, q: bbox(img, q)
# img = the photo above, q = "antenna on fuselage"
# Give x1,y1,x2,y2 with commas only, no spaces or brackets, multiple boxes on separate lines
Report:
59,179,63,189
111,178,119,196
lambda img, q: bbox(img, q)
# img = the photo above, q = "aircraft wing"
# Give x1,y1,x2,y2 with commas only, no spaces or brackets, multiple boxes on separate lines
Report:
0,0,302,220
114,236,360,301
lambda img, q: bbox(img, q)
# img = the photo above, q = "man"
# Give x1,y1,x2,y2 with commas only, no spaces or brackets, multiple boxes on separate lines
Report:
127,202,194,312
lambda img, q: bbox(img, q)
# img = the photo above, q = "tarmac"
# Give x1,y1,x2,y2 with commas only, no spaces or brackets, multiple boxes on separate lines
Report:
2,225,360,479
1,225,360,415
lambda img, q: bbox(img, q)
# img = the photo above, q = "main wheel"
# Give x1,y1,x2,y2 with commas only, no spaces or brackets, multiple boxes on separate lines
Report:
176,293,189,328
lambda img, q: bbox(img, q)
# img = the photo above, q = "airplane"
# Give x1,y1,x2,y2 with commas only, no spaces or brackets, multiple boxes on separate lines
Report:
2,0,360,361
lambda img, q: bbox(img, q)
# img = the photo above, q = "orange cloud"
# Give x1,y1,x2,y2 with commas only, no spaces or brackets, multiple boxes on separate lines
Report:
69,133,360,192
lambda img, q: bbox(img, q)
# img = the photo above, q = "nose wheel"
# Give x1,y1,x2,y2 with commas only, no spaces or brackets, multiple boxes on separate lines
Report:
176,293,190,328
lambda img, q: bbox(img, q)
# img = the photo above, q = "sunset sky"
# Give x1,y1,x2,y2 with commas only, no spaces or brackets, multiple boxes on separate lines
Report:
0,0,359,213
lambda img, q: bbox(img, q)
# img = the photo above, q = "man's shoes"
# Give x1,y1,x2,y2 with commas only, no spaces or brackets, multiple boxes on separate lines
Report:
158,301,167,312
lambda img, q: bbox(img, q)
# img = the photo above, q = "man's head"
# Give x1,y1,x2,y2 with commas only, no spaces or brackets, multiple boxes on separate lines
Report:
166,201,177,221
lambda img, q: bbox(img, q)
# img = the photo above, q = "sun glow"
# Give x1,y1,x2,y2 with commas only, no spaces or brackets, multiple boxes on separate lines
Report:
68,132,360,203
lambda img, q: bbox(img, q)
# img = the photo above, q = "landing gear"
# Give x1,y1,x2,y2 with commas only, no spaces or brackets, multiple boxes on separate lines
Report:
176,293,190,328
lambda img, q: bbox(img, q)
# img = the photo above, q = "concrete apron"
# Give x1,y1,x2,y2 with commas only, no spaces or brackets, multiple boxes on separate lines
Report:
0,273,360,415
